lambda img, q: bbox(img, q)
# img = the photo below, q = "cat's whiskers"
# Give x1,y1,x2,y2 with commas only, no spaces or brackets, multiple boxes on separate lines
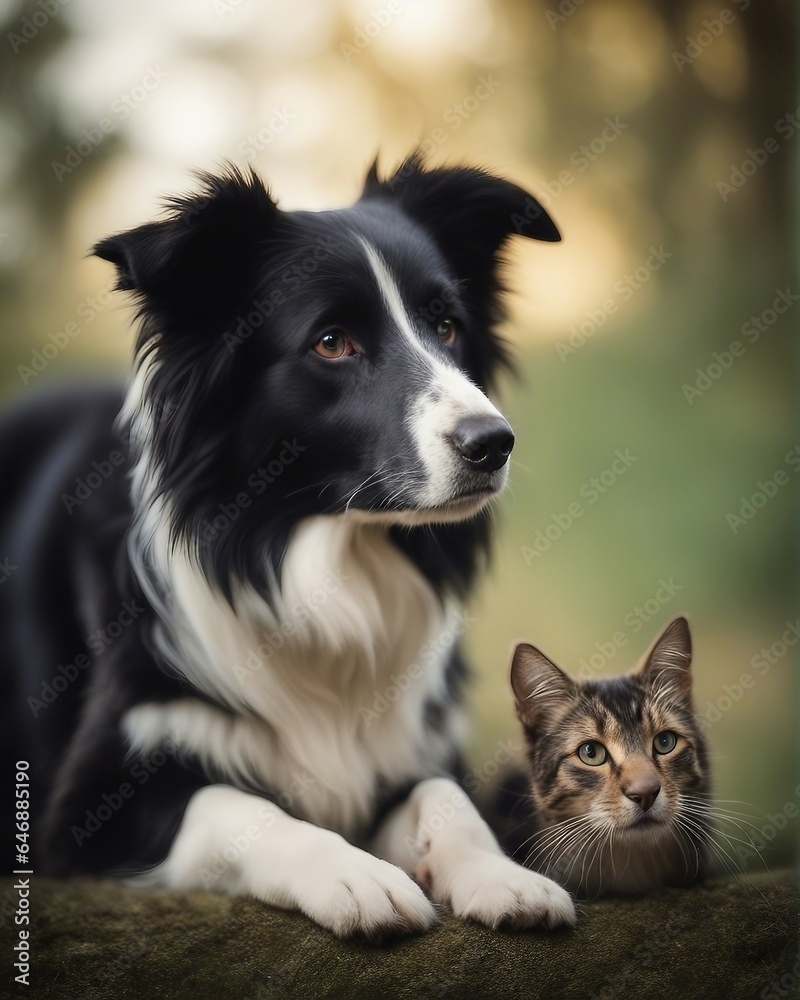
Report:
673,812,775,906
600,823,619,894
577,820,615,898
526,822,593,880
607,825,618,883
681,795,765,830
681,806,765,850
580,825,604,888
547,828,595,889
524,814,596,865
679,819,773,903
533,816,609,891
678,801,768,858
684,796,763,813
516,811,590,858
673,812,750,876
664,816,698,879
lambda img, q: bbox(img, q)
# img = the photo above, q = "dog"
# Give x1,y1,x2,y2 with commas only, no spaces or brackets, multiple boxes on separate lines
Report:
1,154,575,937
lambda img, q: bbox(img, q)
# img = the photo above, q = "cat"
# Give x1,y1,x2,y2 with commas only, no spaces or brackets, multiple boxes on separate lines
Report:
491,616,714,898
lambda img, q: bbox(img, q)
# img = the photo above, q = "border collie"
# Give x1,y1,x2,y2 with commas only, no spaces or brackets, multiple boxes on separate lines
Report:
1,155,575,937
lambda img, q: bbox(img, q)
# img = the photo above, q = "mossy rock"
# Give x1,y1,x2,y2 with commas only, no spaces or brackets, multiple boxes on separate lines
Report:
1,871,796,999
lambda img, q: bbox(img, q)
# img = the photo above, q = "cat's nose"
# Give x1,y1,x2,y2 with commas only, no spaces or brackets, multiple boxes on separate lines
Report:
623,779,661,813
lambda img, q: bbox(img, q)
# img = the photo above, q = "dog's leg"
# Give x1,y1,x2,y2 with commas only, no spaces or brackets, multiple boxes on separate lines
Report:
144,784,437,939
371,777,576,929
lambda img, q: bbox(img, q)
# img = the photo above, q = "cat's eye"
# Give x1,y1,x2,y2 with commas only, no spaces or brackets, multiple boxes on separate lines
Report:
653,731,678,755
577,741,608,766
313,329,356,360
436,318,458,344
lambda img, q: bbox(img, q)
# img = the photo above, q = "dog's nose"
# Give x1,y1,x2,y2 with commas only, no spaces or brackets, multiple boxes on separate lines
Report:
623,779,661,813
451,416,515,473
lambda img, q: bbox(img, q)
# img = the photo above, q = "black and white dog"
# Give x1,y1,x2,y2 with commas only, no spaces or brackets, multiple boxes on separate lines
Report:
1,155,574,937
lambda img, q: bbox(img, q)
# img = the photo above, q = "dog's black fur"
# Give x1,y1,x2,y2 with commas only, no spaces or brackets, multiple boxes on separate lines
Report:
1,155,559,879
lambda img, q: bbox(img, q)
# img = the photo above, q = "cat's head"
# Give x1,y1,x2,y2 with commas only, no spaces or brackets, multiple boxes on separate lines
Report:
510,617,711,894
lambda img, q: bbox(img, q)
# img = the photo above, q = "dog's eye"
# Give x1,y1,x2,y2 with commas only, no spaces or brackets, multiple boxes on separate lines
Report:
436,318,458,345
313,330,355,360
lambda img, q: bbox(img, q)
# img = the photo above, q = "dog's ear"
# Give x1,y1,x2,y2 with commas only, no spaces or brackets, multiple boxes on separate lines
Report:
364,154,559,389
367,153,560,268
92,167,279,330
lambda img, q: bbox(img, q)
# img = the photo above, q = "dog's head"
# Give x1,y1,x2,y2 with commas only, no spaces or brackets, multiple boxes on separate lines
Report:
95,156,559,562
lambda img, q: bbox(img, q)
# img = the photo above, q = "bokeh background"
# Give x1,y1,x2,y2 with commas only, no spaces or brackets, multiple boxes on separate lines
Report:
0,0,795,868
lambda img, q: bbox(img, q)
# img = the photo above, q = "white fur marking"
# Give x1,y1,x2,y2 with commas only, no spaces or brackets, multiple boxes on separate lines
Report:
372,777,576,929
359,238,509,510
141,785,437,939
122,513,465,837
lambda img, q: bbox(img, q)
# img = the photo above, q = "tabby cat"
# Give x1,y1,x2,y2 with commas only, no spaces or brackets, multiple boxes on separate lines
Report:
495,617,713,898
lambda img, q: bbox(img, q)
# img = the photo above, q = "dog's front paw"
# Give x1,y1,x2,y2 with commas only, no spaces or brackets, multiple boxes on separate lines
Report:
296,845,438,940
420,850,576,930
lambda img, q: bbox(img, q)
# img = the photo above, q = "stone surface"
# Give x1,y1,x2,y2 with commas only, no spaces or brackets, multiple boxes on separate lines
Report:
0,871,796,999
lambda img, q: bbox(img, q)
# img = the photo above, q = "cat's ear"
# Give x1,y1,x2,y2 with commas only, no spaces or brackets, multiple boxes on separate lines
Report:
511,642,575,729
637,617,693,702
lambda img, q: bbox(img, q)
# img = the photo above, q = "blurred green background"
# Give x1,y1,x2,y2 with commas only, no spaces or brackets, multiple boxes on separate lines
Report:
0,0,796,868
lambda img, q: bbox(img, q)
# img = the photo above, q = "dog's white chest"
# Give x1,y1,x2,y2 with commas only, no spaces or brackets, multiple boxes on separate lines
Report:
124,516,465,837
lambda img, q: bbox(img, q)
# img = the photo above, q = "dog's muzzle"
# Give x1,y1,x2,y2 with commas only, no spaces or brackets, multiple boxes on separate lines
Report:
450,415,515,474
